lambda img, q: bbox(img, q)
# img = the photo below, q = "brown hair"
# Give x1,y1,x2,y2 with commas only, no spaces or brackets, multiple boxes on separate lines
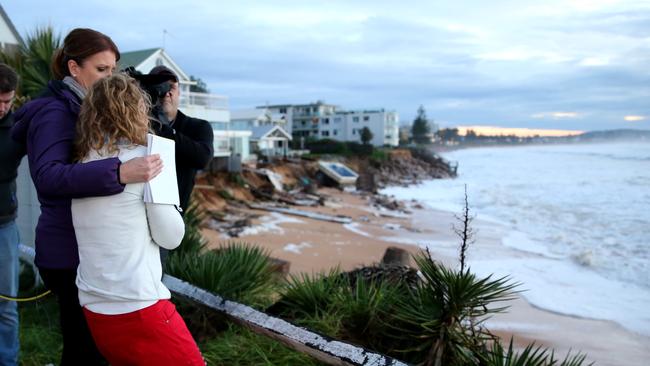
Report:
52,28,120,80
74,74,150,161
0,63,18,93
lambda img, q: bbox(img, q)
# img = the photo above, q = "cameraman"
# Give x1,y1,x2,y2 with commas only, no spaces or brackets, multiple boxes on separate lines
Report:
148,66,214,213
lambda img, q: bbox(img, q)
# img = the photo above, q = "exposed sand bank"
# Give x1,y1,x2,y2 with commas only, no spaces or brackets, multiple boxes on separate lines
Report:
202,188,650,366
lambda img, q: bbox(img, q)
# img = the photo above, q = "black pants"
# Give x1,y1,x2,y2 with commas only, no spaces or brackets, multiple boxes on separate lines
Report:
39,268,107,366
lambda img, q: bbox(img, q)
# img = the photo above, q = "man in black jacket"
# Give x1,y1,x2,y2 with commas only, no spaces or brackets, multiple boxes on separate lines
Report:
148,65,214,213
0,63,25,366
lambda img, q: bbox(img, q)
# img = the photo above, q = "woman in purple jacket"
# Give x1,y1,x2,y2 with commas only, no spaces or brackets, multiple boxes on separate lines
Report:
12,28,162,365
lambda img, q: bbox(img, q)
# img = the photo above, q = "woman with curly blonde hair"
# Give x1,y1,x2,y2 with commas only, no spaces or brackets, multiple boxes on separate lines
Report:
71,73,204,365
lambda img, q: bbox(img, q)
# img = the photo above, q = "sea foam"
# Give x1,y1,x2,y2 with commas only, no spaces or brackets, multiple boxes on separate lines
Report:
382,142,650,336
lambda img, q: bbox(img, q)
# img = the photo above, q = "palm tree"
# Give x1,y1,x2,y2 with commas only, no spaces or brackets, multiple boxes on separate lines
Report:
0,26,61,103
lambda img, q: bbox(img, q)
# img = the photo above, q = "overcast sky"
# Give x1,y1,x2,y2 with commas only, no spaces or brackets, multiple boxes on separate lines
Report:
4,0,650,131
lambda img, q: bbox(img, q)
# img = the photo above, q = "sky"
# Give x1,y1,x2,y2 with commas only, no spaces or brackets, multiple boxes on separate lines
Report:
4,0,650,132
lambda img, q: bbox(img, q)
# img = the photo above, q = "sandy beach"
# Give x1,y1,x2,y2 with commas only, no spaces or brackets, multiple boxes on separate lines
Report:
202,188,650,366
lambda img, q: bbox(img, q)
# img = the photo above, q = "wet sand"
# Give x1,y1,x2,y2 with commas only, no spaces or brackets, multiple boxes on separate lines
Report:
202,188,650,366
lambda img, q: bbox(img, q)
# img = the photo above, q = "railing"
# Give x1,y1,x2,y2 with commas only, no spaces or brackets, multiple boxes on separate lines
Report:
179,91,229,110
164,276,408,366
18,243,408,366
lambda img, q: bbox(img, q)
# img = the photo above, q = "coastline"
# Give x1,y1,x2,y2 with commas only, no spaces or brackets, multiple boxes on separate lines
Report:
202,187,650,366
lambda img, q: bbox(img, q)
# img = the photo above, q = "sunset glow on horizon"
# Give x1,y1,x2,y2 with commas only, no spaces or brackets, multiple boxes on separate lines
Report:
457,126,584,137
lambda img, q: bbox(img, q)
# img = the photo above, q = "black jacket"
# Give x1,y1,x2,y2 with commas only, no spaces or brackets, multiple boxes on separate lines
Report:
155,110,213,211
0,112,26,225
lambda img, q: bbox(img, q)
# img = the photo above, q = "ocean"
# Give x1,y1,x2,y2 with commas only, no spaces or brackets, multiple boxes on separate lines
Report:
382,142,650,336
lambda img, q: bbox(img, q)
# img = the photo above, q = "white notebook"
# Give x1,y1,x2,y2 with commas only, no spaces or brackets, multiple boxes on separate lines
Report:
144,133,179,205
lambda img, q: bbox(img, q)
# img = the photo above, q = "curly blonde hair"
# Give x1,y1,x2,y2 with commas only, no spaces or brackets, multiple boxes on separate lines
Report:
75,73,151,161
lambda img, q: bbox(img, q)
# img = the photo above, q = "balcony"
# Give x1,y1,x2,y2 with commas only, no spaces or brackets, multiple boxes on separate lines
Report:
179,92,230,123
179,91,228,110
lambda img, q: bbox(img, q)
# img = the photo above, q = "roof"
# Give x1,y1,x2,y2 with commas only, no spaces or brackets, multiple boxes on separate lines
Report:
231,108,287,123
261,101,338,109
0,4,24,46
231,108,266,121
118,48,190,82
251,125,292,141
118,48,160,69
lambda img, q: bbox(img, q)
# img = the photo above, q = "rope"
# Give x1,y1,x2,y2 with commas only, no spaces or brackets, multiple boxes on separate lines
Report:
0,290,51,302
2,244,51,302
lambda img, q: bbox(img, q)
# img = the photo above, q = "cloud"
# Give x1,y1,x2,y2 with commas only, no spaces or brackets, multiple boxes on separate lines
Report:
3,0,650,131
624,115,646,122
531,112,581,119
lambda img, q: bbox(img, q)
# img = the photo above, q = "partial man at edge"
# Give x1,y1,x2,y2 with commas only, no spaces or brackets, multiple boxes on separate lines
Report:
0,63,25,366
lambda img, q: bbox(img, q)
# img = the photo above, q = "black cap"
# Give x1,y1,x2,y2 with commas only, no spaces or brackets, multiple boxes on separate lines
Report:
148,65,178,82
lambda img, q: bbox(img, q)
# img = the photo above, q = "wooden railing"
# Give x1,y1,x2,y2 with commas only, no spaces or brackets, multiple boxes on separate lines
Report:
19,244,409,366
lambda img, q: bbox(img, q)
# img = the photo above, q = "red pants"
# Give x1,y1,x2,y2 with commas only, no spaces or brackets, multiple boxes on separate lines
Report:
83,300,204,366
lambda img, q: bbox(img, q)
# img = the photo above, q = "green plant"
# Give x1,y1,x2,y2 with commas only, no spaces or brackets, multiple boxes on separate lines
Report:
381,250,519,365
168,242,277,340
168,242,276,306
335,276,404,347
229,172,247,187
269,267,347,319
412,105,432,144
369,149,388,167
482,339,592,366
218,189,234,200
0,26,61,101
170,202,207,258
360,126,374,145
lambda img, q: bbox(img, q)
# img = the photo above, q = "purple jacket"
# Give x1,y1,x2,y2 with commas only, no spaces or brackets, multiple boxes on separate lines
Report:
12,81,125,270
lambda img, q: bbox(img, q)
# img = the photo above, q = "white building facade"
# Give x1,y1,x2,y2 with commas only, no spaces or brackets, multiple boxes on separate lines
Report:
263,102,399,147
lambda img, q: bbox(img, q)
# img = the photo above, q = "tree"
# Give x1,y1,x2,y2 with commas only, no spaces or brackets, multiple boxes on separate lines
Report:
411,105,432,144
189,75,209,93
436,128,459,142
0,26,61,102
360,126,373,145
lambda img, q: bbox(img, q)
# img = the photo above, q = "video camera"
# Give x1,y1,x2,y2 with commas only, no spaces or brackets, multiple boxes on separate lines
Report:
122,66,173,128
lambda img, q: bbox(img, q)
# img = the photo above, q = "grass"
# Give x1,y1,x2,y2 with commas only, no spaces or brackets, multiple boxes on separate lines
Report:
201,324,325,366
18,295,61,365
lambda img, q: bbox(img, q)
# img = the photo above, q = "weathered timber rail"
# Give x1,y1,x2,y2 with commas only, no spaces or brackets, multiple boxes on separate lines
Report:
163,275,408,366
18,244,408,366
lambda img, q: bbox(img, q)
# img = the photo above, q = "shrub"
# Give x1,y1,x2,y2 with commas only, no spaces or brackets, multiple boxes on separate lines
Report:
268,267,346,319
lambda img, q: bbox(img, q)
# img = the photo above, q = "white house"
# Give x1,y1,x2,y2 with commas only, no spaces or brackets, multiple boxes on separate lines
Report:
231,108,292,158
119,48,252,161
0,5,22,55
250,125,292,158
263,102,399,147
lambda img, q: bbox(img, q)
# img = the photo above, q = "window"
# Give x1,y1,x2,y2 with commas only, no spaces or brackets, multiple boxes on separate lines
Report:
279,107,287,113
321,131,330,137
363,116,370,121
334,117,342,123
333,129,338,136
352,129,357,135
323,118,330,124
353,117,360,123
301,121,306,126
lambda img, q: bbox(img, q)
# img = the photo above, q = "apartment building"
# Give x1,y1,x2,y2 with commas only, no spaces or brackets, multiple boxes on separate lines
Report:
262,101,399,147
